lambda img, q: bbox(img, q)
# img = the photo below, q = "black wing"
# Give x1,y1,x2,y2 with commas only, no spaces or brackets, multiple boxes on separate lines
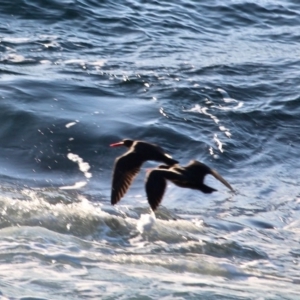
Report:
111,152,143,205
145,169,168,211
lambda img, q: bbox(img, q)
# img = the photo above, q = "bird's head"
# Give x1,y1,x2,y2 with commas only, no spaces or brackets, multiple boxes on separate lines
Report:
110,139,134,148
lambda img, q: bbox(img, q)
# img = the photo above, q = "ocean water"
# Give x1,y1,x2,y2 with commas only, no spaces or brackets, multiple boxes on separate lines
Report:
0,0,300,299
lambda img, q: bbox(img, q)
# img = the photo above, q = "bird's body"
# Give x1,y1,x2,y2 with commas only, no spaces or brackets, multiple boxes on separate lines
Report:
110,139,178,205
145,160,234,211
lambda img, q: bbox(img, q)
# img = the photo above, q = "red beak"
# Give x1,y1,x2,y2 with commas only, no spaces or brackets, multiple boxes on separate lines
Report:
110,141,124,147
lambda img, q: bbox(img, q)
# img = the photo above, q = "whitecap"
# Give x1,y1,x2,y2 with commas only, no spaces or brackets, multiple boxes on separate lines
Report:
59,181,87,190
6,54,26,63
136,212,156,233
2,37,31,43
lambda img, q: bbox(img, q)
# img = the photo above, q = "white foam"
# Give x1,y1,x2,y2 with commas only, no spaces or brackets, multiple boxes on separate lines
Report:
42,41,60,48
136,212,156,233
214,101,243,111
6,54,26,63
59,181,87,190
40,60,52,64
64,59,86,64
89,60,105,67
2,37,31,43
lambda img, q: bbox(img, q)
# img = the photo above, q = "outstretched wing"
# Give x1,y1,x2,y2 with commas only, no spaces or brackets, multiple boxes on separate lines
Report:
145,169,168,211
111,152,143,205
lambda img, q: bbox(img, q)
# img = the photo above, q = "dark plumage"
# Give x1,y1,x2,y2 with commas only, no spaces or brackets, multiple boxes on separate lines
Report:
145,160,234,211
110,139,178,205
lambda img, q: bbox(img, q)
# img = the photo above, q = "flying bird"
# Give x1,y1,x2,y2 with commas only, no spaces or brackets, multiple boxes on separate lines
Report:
110,139,178,205
145,160,234,211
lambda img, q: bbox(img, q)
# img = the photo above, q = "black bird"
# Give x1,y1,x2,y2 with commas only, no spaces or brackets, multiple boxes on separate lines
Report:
110,139,178,205
145,160,234,211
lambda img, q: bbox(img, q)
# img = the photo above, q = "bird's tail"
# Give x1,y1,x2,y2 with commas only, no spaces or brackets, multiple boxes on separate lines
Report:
201,184,217,194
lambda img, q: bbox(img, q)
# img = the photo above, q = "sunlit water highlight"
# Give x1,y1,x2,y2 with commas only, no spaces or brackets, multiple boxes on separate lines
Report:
0,0,300,299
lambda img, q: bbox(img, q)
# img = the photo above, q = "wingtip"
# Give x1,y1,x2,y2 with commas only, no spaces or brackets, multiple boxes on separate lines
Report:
111,192,118,205
210,169,234,192
149,202,158,211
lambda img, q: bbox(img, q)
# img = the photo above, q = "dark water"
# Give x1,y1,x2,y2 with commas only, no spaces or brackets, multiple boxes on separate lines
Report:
1,0,300,299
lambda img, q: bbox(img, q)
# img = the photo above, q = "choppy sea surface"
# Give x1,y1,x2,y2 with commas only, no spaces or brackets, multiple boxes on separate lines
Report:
1,0,300,299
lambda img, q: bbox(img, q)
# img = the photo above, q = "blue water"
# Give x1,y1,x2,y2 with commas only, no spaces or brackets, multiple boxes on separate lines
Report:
1,0,300,299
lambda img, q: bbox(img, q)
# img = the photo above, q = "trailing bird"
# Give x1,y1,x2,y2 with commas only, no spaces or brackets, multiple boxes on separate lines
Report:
145,160,234,211
110,139,178,205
